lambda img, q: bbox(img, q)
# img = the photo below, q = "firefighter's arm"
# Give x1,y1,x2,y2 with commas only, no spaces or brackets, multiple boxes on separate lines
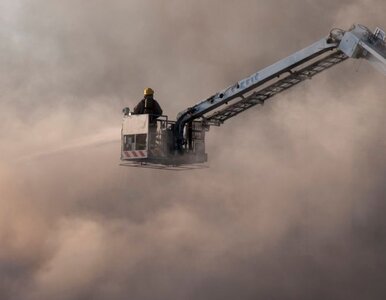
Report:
133,100,144,114
155,101,163,116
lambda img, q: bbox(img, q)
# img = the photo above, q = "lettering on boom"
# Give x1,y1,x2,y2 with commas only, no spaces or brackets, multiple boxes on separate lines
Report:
233,73,260,93
202,72,261,109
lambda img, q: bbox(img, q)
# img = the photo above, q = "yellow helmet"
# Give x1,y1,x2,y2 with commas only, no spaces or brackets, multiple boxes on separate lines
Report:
144,87,154,96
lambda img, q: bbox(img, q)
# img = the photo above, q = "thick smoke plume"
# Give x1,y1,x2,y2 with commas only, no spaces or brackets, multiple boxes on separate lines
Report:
1,1,386,299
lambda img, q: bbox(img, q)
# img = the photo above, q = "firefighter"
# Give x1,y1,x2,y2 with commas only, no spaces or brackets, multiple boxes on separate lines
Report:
133,88,163,123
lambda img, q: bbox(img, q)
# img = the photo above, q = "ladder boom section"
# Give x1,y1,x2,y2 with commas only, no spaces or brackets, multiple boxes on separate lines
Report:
207,51,347,125
174,38,339,148
174,24,386,150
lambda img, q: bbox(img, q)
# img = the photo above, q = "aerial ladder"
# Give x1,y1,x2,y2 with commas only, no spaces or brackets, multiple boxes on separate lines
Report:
121,24,386,168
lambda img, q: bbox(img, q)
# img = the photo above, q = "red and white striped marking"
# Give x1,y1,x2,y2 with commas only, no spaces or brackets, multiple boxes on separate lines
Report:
123,150,148,159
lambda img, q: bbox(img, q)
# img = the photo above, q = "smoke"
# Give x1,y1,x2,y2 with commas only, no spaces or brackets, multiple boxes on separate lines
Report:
2,0,386,299
368,54,386,76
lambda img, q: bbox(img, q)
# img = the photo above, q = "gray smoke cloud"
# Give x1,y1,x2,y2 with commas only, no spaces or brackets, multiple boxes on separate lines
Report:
1,1,386,299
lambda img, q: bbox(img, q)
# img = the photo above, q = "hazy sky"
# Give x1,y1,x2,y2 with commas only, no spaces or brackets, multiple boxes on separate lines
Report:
1,1,386,299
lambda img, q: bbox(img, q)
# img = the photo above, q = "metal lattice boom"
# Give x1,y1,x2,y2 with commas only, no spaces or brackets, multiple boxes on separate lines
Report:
206,51,348,126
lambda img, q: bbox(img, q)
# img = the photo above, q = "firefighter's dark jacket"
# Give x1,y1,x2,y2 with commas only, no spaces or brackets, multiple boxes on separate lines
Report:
133,96,163,122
